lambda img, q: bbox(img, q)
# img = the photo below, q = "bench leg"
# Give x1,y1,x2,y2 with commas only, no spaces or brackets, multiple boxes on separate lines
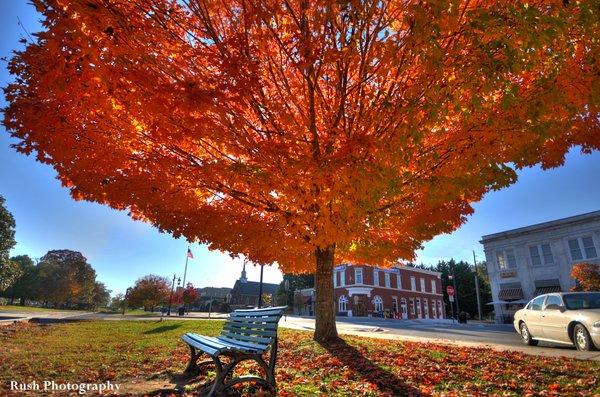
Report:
185,344,201,374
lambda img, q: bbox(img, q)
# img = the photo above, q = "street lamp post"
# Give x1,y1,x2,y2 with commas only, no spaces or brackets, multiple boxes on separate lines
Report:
123,287,132,316
167,274,180,316
451,263,460,314
257,263,265,308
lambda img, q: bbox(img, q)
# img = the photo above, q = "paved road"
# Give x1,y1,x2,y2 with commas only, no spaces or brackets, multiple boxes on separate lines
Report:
2,309,599,360
279,316,600,360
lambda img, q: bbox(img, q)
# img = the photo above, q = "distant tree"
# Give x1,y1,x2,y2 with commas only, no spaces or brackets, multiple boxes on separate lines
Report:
571,263,600,292
276,274,314,307
109,293,126,312
434,259,492,319
36,250,97,308
0,195,19,292
91,282,111,309
3,255,37,305
261,293,273,307
128,275,170,312
182,283,198,306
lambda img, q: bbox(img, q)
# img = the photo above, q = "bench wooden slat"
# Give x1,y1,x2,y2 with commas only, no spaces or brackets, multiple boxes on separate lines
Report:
182,334,220,356
216,335,271,352
222,325,277,337
225,321,279,331
229,316,280,324
185,333,261,354
233,306,287,314
229,313,281,319
220,331,273,345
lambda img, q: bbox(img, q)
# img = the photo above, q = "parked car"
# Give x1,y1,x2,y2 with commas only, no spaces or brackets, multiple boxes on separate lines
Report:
513,292,600,351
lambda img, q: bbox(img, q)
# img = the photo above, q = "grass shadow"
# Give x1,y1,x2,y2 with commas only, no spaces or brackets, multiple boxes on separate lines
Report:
319,338,421,397
143,323,183,334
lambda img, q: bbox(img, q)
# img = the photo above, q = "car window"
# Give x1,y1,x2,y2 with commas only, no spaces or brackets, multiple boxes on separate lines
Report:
529,296,546,311
563,293,600,310
544,295,562,309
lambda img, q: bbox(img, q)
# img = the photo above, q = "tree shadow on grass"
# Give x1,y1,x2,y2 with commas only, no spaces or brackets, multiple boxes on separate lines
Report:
143,323,182,334
319,338,421,397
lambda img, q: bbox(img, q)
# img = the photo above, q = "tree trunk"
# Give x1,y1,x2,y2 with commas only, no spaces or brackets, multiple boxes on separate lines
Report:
313,244,338,343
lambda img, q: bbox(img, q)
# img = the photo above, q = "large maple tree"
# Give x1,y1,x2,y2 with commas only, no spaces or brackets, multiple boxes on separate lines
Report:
3,0,599,341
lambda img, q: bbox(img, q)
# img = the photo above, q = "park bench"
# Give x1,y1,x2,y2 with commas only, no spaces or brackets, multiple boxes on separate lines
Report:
181,306,287,396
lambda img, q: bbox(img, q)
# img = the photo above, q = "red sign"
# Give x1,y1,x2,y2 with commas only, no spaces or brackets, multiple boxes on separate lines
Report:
446,286,455,296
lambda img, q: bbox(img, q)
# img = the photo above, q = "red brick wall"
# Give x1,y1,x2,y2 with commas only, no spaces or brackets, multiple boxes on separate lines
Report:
332,265,445,319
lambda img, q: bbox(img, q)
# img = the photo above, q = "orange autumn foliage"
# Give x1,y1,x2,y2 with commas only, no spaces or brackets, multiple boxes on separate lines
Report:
570,263,600,292
3,0,600,339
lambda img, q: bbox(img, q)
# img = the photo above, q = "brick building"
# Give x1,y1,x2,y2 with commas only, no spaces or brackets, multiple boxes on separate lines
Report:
297,264,445,319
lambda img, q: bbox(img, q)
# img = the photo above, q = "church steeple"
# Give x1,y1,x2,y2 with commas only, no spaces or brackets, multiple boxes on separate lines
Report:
240,259,248,283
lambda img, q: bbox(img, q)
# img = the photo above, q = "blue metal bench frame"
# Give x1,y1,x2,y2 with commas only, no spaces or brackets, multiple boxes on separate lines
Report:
181,306,287,396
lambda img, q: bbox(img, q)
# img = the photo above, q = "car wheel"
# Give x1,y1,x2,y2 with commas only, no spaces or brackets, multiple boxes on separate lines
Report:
574,324,597,351
520,322,538,346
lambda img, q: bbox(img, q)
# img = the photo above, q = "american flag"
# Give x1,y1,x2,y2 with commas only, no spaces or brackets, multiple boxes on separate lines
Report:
187,248,194,259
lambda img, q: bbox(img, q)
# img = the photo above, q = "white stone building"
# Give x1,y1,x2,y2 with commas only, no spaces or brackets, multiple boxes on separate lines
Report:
480,210,600,323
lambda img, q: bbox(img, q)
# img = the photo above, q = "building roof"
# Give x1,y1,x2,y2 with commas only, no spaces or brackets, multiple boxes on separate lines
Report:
232,280,280,296
480,210,600,244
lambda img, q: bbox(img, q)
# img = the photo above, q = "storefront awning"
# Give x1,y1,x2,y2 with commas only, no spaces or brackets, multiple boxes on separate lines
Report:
498,288,524,301
535,286,562,295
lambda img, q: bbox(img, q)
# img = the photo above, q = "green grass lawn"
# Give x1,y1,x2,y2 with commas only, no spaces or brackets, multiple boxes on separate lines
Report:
0,305,83,313
1,320,598,396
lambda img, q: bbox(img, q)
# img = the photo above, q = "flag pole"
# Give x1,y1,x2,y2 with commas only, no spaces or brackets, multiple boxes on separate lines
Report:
182,246,190,288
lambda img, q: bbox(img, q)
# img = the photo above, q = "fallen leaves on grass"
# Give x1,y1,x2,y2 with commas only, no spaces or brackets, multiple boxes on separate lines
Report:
0,322,598,396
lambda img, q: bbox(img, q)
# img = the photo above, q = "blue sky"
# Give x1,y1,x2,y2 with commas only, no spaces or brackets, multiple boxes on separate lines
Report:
1,2,599,295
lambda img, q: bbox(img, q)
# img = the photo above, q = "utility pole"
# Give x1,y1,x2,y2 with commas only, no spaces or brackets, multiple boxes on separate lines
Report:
473,251,483,321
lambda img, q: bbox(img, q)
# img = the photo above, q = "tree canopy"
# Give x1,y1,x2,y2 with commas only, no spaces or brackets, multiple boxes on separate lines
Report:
127,274,171,311
570,263,600,292
0,195,19,291
4,0,599,340
3,255,37,304
35,250,98,308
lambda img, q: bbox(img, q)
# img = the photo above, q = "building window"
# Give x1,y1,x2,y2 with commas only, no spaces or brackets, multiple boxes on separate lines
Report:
420,278,426,292
392,297,398,312
569,237,598,261
333,272,337,288
338,295,348,312
497,249,517,270
410,276,416,291
373,268,379,286
416,298,422,318
373,295,383,312
409,298,415,315
541,244,554,264
431,280,436,294
529,246,542,266
530,244,554,266
424,298,429,318
384,273,391,288
355,268,363,284
339,270,345,287
582,236,598,259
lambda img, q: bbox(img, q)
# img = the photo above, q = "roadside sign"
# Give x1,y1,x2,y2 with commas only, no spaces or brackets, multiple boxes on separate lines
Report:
449,295,455,302
446,285,455,296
